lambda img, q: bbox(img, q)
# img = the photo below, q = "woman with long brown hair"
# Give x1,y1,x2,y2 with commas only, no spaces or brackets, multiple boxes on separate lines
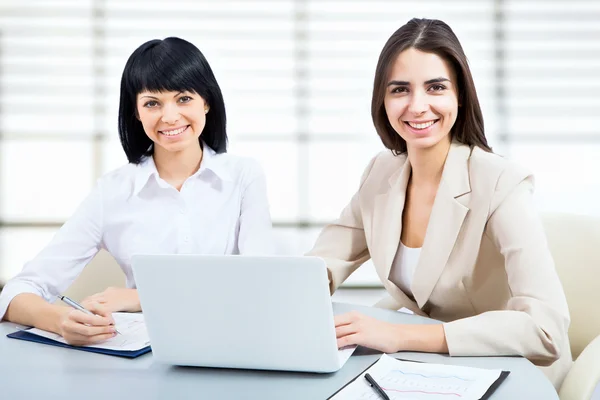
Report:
307,18,571,389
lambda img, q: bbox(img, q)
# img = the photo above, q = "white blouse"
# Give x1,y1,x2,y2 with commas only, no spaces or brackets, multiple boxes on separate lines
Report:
0,143,274,320
388,241,422,297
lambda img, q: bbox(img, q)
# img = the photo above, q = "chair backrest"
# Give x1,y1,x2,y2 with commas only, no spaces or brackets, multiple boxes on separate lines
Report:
542,213,600,359
63,249,125,302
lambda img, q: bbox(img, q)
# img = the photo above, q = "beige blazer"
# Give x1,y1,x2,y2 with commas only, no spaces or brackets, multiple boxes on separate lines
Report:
307,142,572,389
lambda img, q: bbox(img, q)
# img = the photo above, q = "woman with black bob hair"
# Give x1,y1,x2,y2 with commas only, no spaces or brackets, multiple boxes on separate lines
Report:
307,18,571,389
119,37,227,163
0,37,273,346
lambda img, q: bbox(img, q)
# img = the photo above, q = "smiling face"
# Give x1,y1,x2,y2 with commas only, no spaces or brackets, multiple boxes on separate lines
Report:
136,90,209,156
383,48,459,152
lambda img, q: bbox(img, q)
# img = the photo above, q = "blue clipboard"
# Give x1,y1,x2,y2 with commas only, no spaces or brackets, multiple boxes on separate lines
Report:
7,329,151,358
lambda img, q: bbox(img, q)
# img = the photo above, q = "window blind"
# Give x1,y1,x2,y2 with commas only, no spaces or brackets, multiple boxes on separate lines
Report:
1,0,598,286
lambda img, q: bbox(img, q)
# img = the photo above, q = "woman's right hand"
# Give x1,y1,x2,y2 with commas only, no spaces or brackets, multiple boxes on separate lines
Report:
57,302,117,346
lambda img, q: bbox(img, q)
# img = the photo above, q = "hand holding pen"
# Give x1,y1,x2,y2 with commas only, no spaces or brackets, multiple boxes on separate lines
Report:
56,295,120,346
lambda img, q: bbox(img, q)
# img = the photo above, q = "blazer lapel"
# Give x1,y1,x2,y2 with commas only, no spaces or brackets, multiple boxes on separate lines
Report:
370,155,426,311
411,143,472,308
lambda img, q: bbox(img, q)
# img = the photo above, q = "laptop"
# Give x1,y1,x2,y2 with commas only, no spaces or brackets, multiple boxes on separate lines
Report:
131,254,355,373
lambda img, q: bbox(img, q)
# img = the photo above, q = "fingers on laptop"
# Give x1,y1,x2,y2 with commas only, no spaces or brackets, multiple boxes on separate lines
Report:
336,323,357,339
337,334,360,349
334,310,362,327
334,311,363,348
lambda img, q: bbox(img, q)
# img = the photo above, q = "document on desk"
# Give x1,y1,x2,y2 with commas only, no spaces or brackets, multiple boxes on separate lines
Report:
338,345,358,366
331,354,508,400
26,312,150,351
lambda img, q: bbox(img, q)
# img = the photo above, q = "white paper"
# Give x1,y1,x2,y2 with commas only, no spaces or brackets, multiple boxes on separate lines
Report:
338,345,358,367
397,307,415,315
27,312,150,351
331,354,502,400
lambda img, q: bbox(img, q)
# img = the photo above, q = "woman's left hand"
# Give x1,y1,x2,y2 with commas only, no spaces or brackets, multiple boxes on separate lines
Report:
335,311,402,353
81,287,141,313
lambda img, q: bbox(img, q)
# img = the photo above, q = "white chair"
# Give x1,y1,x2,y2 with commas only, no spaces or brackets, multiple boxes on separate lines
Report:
542,213,600,400
63,249,125,302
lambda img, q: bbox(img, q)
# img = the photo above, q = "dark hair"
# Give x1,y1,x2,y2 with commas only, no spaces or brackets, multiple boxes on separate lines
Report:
118,37,227,163
371,18,492,155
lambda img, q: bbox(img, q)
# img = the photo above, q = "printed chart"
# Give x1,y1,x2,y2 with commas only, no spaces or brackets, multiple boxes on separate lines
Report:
332,355,502,400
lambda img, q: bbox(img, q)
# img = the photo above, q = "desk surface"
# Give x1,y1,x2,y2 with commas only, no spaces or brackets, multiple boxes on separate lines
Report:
0,302,557,400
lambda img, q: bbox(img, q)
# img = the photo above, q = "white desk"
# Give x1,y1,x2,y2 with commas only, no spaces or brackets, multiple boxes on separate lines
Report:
0,302,558,399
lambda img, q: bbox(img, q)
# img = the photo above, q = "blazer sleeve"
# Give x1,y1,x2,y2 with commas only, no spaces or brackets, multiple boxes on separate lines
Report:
442,169,571,366
306,154,378,294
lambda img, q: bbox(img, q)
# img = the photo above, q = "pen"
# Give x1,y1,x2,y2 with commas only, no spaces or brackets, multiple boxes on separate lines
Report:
59,295,121,335
365,373,390,400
